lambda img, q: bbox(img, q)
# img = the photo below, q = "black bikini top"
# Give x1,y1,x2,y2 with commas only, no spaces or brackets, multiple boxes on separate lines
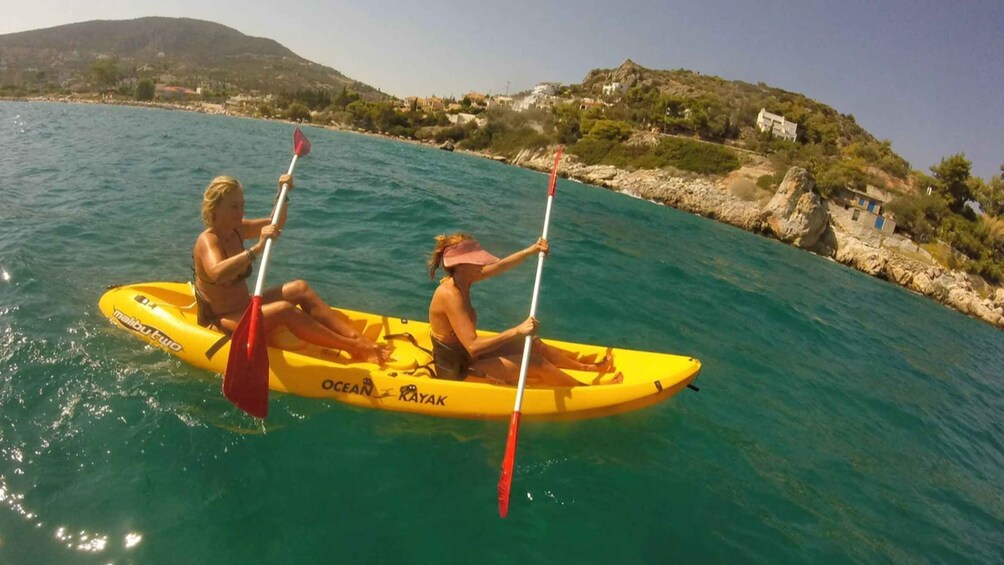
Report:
193,229,252,286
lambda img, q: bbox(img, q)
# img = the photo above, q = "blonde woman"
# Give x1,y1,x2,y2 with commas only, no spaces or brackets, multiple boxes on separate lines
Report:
427,233,622,386
192,174,386,365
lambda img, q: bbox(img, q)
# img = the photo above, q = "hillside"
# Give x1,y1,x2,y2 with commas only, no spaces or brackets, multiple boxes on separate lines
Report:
0,17,384,98
572,60,915,195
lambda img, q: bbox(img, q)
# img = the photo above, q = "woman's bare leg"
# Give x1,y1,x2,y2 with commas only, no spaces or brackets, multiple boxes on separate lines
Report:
533,338,616,372
217,299,356,350
261,300,359,350
264,280,359,338
470,355,584,387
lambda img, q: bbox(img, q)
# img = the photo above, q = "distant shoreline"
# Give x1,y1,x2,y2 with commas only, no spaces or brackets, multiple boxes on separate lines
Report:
6,95,1002,330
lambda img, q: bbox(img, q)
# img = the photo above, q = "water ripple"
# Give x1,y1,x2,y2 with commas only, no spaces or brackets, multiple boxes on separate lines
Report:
0,102,1001,564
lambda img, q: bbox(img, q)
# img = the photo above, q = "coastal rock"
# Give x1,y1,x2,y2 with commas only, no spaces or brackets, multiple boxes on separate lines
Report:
510,147,769,233
994,288,1004,309
498,145,1004,330
834,237,887,276
886,261,915,286
910,271,935,294
945,287,1001,325
763,167,829,249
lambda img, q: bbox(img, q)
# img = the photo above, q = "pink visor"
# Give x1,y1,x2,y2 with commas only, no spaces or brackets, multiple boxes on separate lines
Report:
443,240,500,267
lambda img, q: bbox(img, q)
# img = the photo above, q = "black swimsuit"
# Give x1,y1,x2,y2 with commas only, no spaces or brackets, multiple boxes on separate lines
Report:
192,230,253,329
431,334,528,380
431,335,471,380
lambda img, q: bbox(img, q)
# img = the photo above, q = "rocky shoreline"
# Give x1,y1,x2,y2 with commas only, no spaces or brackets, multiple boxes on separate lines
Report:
505,148,1004,330
8,97,1002,329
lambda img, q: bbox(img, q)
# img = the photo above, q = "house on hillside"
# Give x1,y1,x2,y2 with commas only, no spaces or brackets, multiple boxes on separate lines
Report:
531,83,557,96
226,94,263,109
602,82,628,96
756,108,798,141
464,91,487,104
512,83,564,111
833,186,897,234
446,113,485,127
487,95,513,109
578,97,606,111
422,96,445,111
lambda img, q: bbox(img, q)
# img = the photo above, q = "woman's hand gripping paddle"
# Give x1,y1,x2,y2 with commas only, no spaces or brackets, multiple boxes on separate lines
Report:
223,128,312,418
497,146,563,518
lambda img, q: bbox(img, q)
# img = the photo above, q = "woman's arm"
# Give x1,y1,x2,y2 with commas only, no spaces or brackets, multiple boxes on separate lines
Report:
476,238,548,282
441,285,536,357
194,232,256,284
238,174,292,240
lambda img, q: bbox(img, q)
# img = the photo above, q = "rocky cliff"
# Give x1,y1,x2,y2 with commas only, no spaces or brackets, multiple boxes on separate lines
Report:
508,148,1004,329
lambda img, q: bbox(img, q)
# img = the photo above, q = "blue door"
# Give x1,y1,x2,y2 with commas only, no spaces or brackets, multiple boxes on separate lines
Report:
875,217,885,230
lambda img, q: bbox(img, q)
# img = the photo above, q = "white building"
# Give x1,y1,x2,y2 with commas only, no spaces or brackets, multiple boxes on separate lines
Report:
602,82,627,96
531,83,557,96
487,95,513,109
756,108,798,141
446,113,485,126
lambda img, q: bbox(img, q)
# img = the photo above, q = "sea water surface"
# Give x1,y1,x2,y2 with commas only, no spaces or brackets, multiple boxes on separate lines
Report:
0,102,1001,564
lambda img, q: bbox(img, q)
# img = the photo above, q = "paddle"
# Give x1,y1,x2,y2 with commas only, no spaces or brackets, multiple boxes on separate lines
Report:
497,146,564,518
222,128,312,418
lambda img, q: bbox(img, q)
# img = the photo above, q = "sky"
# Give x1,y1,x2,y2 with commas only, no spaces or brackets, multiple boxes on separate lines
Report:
3,0,1003,181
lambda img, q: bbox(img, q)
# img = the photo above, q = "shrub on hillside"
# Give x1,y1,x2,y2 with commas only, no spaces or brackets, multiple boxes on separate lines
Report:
488,127,550,157
569,136,739,175
966,257,1004,284
286,102,311,123
433,125,468,144
135,78,154,101
652,137,740,174
586,120,633,141
813,160,875,198
567,137,618,165
886,194,950,243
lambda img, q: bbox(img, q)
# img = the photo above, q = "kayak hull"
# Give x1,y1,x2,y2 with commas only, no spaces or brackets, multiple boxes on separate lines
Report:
98,282,700,420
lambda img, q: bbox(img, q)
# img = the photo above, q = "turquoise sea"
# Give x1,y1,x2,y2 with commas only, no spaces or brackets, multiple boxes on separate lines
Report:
0,102,1001,564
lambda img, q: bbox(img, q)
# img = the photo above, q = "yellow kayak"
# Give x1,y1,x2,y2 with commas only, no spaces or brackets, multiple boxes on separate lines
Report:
98,282,701,420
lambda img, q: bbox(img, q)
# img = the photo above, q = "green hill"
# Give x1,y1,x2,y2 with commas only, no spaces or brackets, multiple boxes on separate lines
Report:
0,17,384,98
570,59,914,194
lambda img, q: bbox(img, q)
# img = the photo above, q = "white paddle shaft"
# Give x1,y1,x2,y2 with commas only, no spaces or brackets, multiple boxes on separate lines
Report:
252,154,299,297
511,191,556,410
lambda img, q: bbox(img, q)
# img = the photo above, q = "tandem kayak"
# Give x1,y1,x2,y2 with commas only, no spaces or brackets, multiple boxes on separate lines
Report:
98,282,701,420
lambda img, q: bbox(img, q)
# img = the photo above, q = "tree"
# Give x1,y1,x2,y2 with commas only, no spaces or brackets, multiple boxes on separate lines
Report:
286,102,311,123
91,58,120,91
930,154,974,213
333,86,360,109
886,193,950,243
135,78,155,101
587,120,633,141
974,174,1003,217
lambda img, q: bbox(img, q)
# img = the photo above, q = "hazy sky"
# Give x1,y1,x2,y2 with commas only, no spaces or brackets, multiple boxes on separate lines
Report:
3,0,1003,180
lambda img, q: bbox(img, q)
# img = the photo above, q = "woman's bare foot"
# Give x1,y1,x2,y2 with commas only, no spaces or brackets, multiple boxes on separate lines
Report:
591,354,615,373
574,354,614,372
594,371,624,385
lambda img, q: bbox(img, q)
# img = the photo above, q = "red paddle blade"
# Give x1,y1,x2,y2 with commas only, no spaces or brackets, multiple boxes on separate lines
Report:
547,146,564,197
497,411,522,518
293,128,312,158
222,296,270,418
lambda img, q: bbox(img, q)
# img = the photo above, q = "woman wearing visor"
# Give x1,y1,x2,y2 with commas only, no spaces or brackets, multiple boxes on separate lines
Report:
426,233,622,386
